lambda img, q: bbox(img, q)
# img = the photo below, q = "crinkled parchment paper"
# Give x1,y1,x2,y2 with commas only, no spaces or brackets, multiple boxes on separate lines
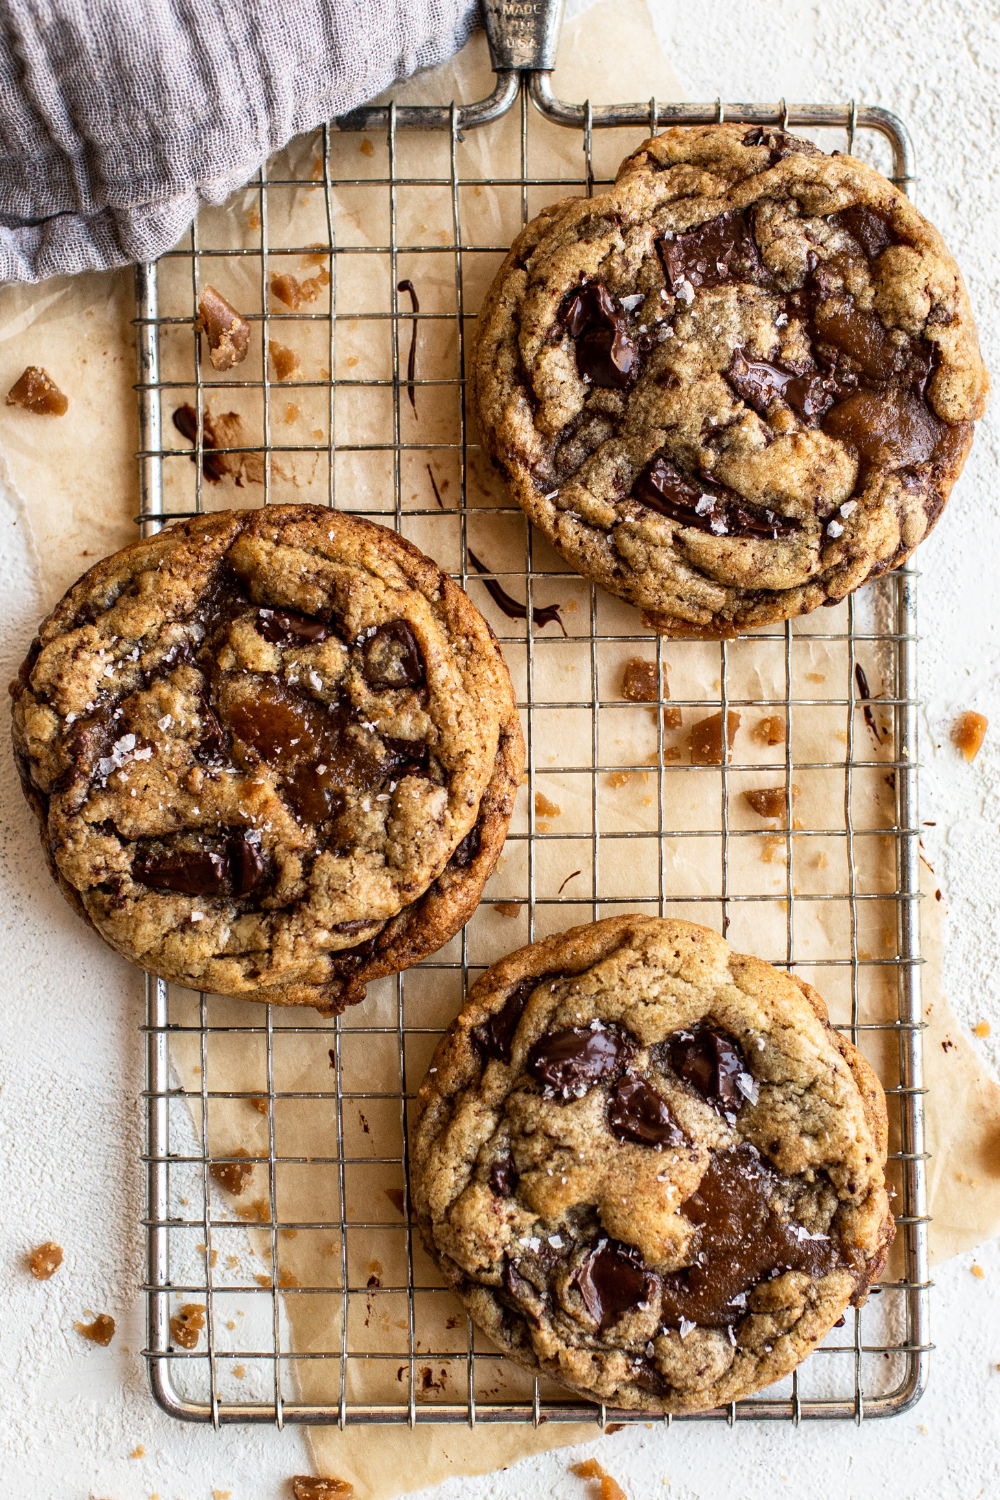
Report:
1,3,999,1495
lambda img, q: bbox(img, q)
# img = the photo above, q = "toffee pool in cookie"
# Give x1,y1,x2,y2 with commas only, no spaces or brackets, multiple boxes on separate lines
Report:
10,506,524,1011
412,916,894,1413
472,123,989,635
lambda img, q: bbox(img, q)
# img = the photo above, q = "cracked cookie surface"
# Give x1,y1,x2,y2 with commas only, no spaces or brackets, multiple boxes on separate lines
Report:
472,123,988,635
412,916,894,1412
11,505,524,1011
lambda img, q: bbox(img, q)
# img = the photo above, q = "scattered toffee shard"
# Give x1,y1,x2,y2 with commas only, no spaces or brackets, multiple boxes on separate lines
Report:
527,1024,631,1099
668,1025,746,1109
632,455,800,540
829,204,898,260
74,1313,115,1346
6,365,68,415
134,847,230,897
562,281,640,390
197,285,251,371
172,403,229,483
688,709,741,766
397,279,420,414
607,1074,685,1147
725,347,833,423
466,549,567,636
489,1155,518,1196
256,608,330,646
575,1239,660,1332
660,1144,839,1328
658,209,765,294
362,619,425,690
473,977,539,1065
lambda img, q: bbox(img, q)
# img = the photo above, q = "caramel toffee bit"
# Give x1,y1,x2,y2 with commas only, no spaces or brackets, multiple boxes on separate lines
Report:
197,285,251,370
472,124,987,636
534,790,561,819
249,1096,270,1114
467,548,567,636
271,273,302,309
169,1303,206,1350
10,505,523,1012
743,784,800,819
269,340,301,381
571,1458,627,1500
6,366,68,415
955,710,988,762
397,279,420,414
621,658,659,703
412,914,894,1413
753,715,785,748
74,1312,115,1346
28,1241,63,1279
210,1148,254,1196
291,1476,355,1499
689,710,741,765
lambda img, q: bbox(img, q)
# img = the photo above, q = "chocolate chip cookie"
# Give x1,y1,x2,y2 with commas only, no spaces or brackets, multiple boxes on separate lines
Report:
472,123,988,635
412,916,894,1413
11,506,524,1011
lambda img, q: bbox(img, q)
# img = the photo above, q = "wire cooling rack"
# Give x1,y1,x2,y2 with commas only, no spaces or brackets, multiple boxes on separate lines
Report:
134,0,929,1429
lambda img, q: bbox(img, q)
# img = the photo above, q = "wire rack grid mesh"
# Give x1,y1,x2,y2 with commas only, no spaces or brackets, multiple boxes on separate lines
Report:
133,46,929,1431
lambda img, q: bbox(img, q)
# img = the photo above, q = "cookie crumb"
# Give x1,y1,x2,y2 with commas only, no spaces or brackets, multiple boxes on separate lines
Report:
954,711,987,761
6,365,69,415
28,1240,63,1279
74,1312,115,1346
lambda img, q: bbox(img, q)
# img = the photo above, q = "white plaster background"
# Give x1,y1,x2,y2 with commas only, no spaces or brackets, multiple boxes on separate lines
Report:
2,0,1000,1495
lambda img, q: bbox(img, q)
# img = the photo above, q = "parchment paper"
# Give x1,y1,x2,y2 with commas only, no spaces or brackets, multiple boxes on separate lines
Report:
3,3,1000,1495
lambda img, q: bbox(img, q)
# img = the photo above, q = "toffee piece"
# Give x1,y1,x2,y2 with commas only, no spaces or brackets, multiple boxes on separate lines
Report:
11,505,524,1011
472,124,988,635
412,915,894,1413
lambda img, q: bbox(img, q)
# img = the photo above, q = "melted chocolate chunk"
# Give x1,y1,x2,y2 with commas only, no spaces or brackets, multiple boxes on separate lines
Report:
725,347,833,423
822,388,950,469
467,549,568,636
632,456,800,540
472,973,568,1066
489,1155,518,1197
527,1024,632,1100
659,1144,840,1328
232,833,266,895
198,698,228,761
450,821,481,869
812,300,902,383
658,210,765,295
575,1239,660,1333
134,847,229,896
223,680,386,823
256,608,331,646
741,127,798,164
561,282,640,391
381,736,431,778
829,205,898,260
172,403,229,483
668,1025,746,1110
607,1075,685,1148
362,620,425,690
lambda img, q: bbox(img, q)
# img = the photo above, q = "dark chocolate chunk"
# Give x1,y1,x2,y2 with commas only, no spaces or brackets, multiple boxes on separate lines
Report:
231,833,266,895
362,620,425,690
822,389,947,468
451,821,481,869
725,347,834,423
632,455,800,540
812,300,902,382
658,210,765,295
668,1025,746,1110
659,1144,840,1329
473,978,537,1066
489,1155,518,1197
563,281,619,337
134,847,229,896
607,1075,685,1147
256,608,330,646
829,205,897,260
527,1024,632,1100
198,698,228,761
562,281,639,391
575,1239,660,1333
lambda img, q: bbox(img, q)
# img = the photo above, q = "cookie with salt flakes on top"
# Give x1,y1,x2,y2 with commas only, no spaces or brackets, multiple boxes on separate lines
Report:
10,505,523,1011
471,122,988,635
411,914,894,1413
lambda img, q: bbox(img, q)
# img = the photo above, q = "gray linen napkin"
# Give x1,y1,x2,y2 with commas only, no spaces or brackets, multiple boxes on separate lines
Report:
0,0,478,282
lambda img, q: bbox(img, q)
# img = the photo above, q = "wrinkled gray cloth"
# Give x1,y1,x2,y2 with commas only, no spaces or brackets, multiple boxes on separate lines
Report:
0,0,478,282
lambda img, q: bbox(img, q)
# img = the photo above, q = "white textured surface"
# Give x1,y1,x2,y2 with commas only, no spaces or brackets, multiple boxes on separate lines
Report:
3,1,1000,1495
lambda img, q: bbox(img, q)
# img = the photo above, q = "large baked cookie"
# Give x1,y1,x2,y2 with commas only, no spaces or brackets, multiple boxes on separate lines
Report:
472,123,988,635
11,506,524,1011
412,916,894,1413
